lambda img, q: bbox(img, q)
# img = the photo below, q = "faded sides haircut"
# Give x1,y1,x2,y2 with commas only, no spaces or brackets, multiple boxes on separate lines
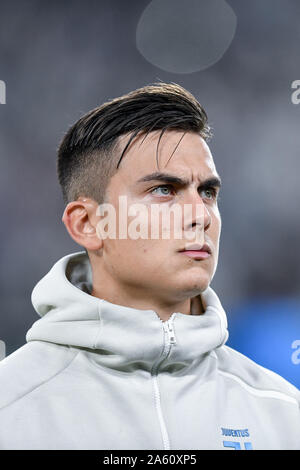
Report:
57,82,212,206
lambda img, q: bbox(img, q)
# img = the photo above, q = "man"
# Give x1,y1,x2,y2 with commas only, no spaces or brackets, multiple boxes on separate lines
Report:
0,83,299,450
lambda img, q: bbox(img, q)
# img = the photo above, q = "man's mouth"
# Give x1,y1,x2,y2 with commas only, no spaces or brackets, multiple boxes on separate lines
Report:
178,243,212,260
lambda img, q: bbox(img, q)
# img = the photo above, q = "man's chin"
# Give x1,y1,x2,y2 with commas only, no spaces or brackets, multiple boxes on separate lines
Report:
171,275,211,299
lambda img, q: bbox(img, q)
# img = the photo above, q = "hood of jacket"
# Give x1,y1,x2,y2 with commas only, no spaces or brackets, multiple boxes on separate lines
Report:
26,250,229,372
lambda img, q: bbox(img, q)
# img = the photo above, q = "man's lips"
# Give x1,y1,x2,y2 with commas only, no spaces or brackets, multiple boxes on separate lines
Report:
178,243,212,260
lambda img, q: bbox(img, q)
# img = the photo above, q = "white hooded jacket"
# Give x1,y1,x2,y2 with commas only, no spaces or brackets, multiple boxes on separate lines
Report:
0,250,299,450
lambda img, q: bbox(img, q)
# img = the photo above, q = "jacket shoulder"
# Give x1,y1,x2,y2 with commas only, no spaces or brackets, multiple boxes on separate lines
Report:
214,345,300,407
0,341,77,410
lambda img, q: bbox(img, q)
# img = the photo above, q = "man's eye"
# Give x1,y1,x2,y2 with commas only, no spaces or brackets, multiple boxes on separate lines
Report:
200,188,218,200
150,185,174,196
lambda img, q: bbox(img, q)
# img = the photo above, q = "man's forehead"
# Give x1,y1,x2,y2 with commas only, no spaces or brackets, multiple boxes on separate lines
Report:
117,129,216,176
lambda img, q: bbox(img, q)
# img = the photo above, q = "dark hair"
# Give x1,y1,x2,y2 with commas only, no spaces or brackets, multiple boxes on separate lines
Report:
57,82,211,205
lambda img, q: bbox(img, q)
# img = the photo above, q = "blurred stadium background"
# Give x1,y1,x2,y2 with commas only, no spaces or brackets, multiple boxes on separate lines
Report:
0,0,299,387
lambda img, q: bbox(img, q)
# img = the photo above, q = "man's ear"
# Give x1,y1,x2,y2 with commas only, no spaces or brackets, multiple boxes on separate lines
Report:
61,197,103,251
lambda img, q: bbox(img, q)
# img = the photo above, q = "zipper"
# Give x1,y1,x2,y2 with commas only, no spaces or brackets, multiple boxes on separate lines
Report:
151,313,177,450
164,317,176,345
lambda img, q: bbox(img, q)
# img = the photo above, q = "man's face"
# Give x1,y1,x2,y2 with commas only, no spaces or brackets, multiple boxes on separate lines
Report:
97,130,222,302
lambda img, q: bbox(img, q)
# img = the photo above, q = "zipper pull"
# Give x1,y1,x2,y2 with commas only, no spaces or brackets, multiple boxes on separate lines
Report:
166,320,176,345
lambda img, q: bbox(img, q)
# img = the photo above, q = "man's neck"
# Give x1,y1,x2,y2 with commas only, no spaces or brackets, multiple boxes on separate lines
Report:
91,283,205,322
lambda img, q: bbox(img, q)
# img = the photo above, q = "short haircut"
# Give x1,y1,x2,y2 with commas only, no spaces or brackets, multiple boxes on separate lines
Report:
57,82,211,206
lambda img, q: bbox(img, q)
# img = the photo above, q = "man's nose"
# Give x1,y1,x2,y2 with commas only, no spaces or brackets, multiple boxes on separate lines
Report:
182,190,211,232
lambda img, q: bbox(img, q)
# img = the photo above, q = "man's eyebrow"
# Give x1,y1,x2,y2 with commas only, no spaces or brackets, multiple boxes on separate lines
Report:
136,172,222,189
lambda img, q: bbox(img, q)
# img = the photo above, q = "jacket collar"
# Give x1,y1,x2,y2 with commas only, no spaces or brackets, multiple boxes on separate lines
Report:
27,251,229,372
